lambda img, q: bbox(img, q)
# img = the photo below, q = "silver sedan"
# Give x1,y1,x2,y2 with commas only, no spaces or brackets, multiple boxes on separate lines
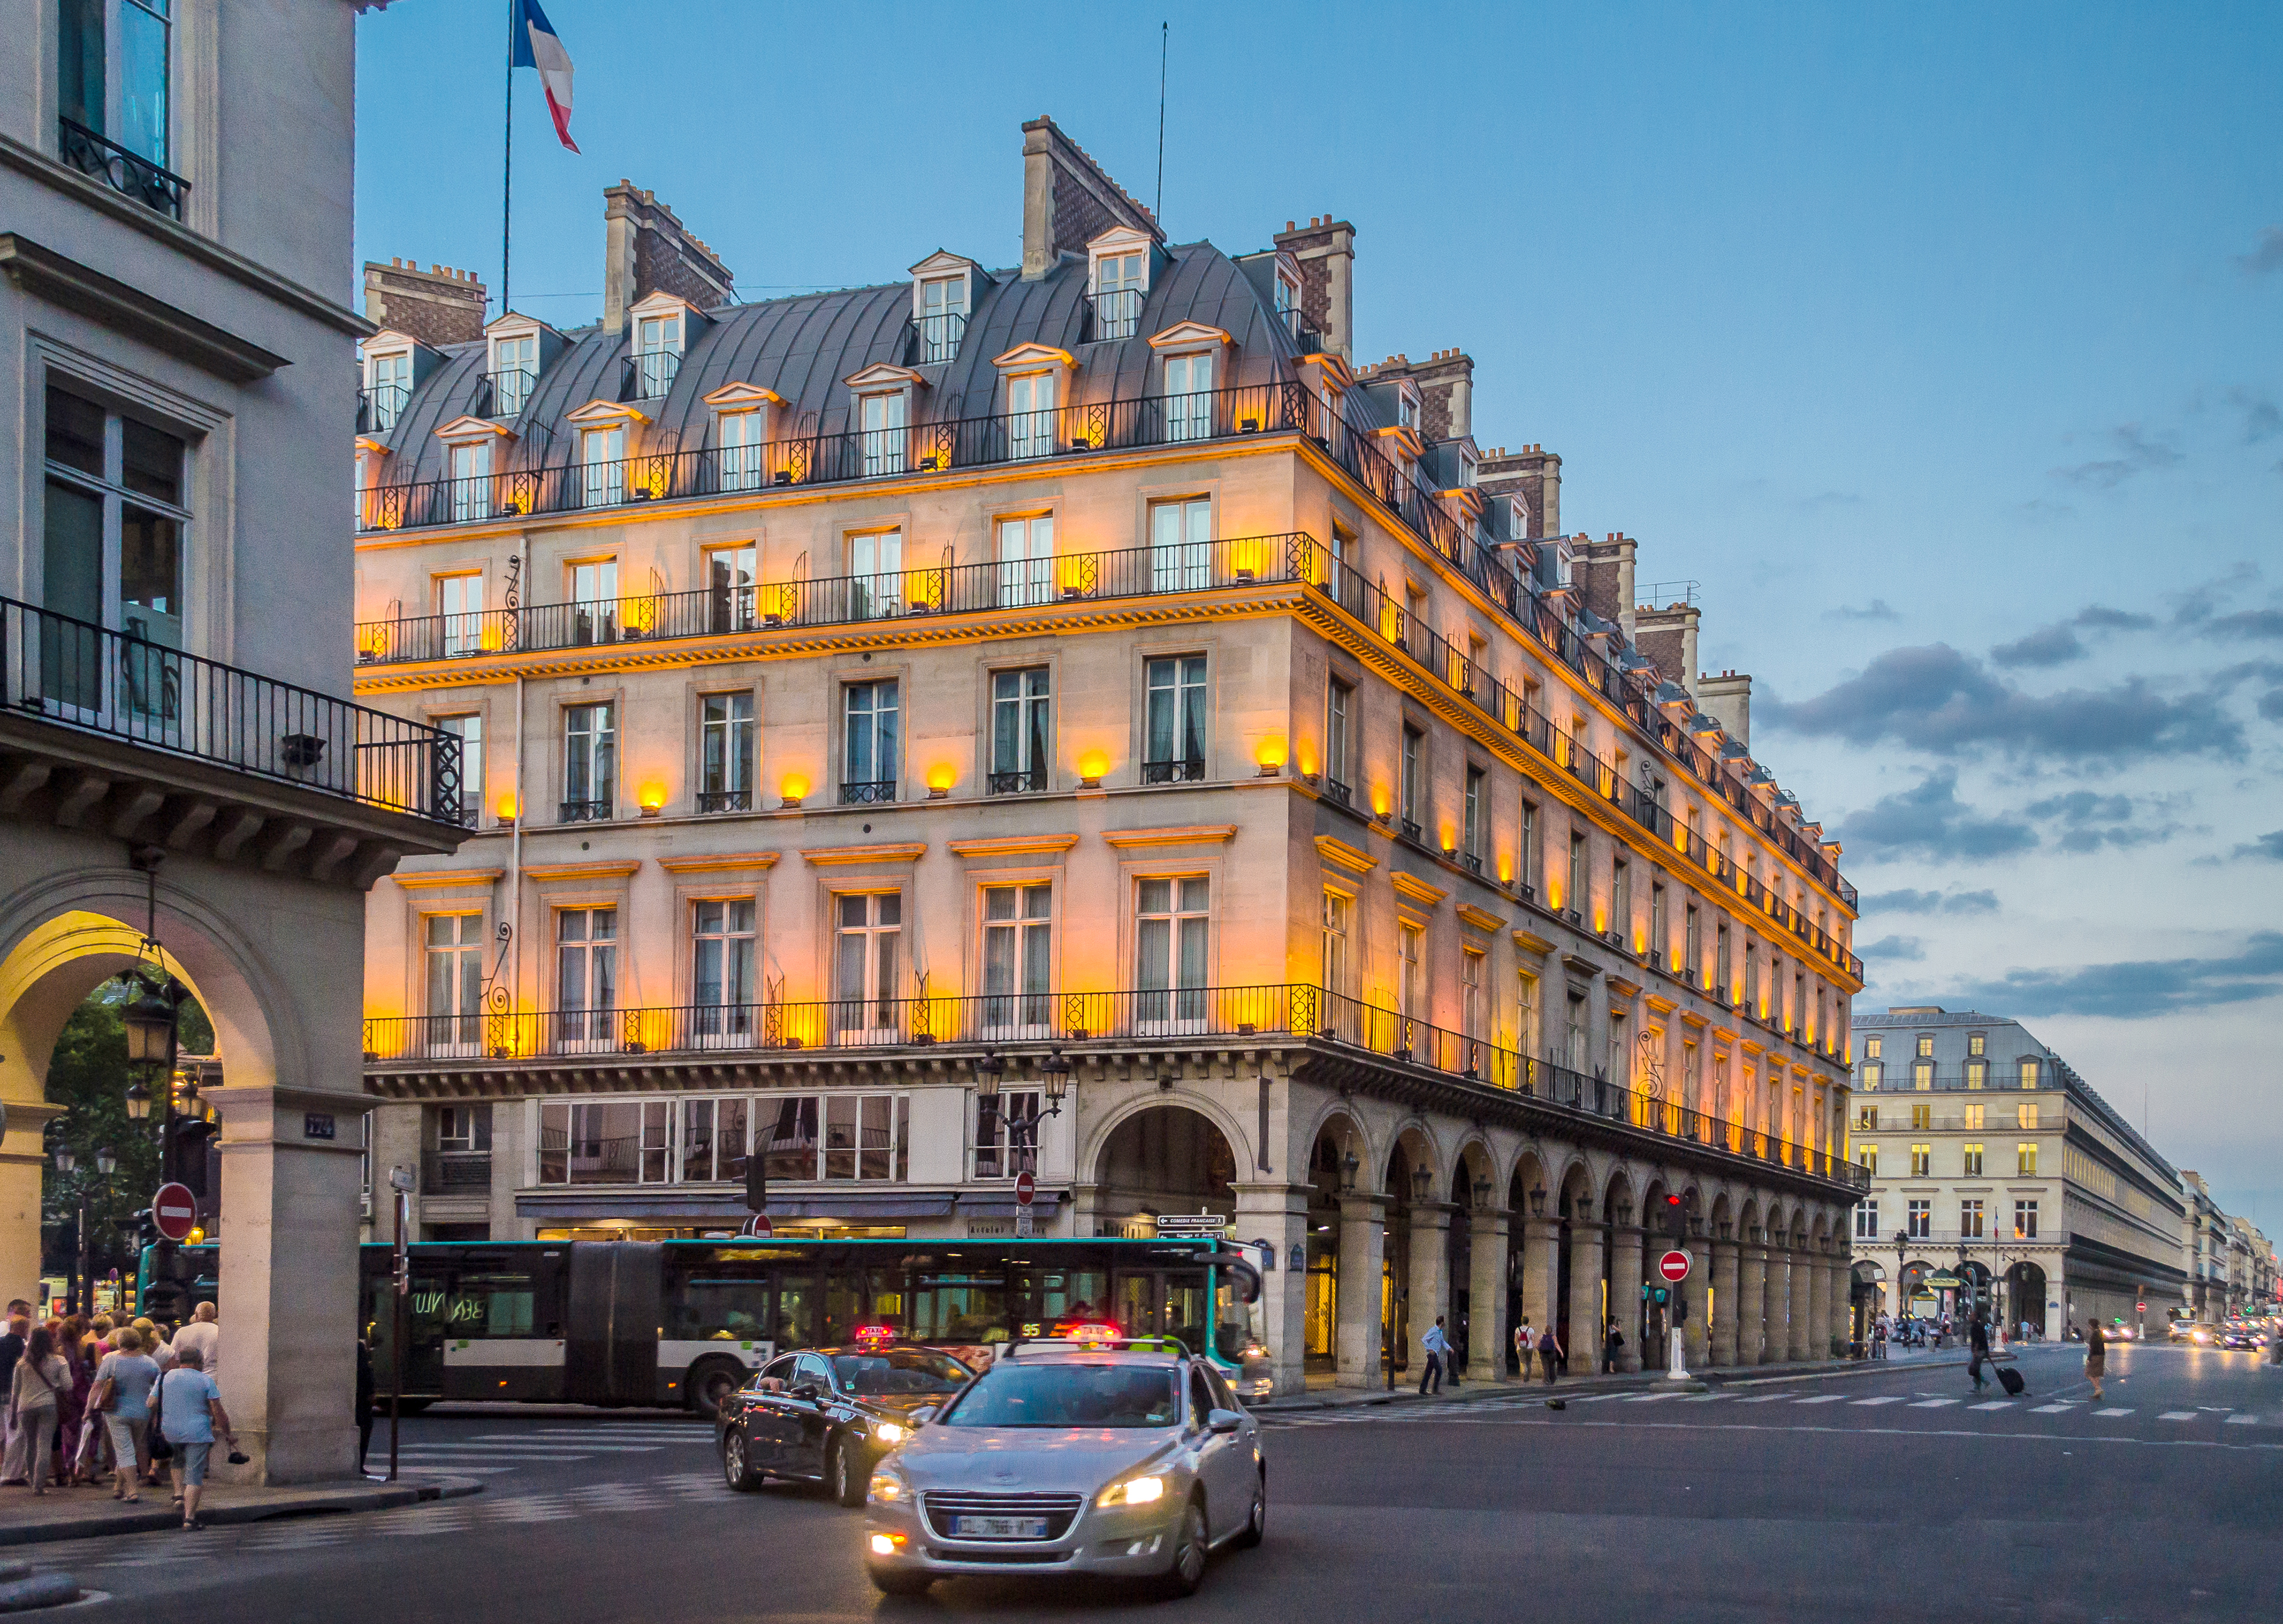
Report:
862,1342,1267,1597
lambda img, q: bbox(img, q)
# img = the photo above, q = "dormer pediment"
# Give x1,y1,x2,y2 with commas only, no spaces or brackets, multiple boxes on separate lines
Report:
629,289,701,323
993,343,1077,373
844,363,928,392
1302,352,1355,392
1373,423,1424,461
355,434,391,458
702,381,786,410
359,327,428,359
1089,224,1156,259
565,397,650,429
434,414,518,445
483,311,562,343
1147,321,1232,354
909,249,982,280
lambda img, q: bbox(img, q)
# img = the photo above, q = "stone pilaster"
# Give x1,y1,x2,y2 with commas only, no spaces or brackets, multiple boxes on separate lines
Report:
1232,1179,1312,1397
1467,1208,1511,1382
1806,1247,1832,1361
1407,1202,1455,1381
1786,1250,1813,1361
1335,1193,1387,1385
1682,1234,1713,1367
1738,1242,1769,1365
1711,1238,1741,1366
1565,1221,1606,1374
1607,1225,1645,1372
1519,1215,1562,1350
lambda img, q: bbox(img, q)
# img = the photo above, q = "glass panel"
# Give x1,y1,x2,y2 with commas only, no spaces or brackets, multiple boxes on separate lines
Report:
118,0,171,166
763,1096,819,1181
825,1095,859,1180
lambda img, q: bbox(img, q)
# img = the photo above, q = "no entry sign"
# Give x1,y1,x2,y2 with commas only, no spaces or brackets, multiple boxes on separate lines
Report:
1658,1250,1691,1283
152,1182,199,1242
1015,1171,1037,1207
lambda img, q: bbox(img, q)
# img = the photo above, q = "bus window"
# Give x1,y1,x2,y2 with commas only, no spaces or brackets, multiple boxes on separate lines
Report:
774,1266,816,1349
823,1266,903,1344
1019,1269,1107,1335
365,1268,452,1393
910,1270,1008,1343
673,1273,772,1341
448,1270,540,1337
1113,1273,1162,1338
1213,1278,1250,1365
1165,1276,1210,1354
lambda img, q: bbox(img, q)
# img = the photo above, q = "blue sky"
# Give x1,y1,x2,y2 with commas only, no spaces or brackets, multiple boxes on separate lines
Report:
355,2,2283,1232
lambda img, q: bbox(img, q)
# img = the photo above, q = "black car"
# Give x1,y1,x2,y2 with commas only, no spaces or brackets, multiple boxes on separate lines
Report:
716,1343,977,1506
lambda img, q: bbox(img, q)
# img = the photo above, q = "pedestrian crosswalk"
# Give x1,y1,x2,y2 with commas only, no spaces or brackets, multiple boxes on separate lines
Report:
385,1423,713,1479
1257,1389,2283,1436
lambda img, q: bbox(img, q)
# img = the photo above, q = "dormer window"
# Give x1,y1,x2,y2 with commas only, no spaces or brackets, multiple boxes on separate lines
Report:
363,346,413,432
1458,448,1477,487
1274,267,1307,343
1148,324,1231,445
632,312,680,398
843,365,925,478
489,332,537,417
702,383,784,493
1397,387,1421,432
918,277,968,363
991,345,1076,460
1087,227,1156,343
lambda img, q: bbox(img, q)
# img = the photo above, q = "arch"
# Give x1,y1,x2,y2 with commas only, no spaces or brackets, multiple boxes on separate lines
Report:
1080,1087,1255,1195
1088,1097,1244,1231
1600,1164,1638,1225
1853,1259,1887,1284
1709,1189,1735,1238
1450,1133,1499,1209
1737,1197,1762,1241
1296,1098,1374,1181
1383,1119,1444,1203
1554,1155,1596,1220
1508,1147,1553,1215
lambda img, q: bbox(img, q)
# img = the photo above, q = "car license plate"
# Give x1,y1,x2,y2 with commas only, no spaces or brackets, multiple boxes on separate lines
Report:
953,1515,1050,1539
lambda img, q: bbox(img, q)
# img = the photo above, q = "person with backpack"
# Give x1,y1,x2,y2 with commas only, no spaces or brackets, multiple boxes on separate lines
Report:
1537,1324,1563,1386
1514,1318,1535,1380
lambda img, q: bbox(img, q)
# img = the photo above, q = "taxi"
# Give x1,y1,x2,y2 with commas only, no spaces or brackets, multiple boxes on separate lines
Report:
716,1329,975,1506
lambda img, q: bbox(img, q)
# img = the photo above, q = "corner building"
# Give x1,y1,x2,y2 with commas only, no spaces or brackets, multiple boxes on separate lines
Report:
352,118,1867,1394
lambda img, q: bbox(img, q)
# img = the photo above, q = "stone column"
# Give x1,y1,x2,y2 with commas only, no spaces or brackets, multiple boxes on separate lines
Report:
1519,1215,1562,1347
1711,1237,1741,1366
1737,1243,1768,1365
1786,1249,1814,1361
1334,1193,1387,1386
1607,1225,1645,1372
1565,1222,1606,1374
1233,1179,1312,1397
1828,1256,1852,1357
1806,1248,1832,1361
1682,1234,1712,1368
1467,1208,1511,1383
2043,1259,2064,1342
1407,1202,1455,1382
1765,1245,1791,1365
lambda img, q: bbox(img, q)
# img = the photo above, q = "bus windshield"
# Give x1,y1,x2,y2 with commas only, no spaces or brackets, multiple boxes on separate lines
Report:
827,1347,973,1396
942,1363,1180,1429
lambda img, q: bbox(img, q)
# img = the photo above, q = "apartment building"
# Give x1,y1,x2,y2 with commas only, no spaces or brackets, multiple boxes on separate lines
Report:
2179,1172,2276,1321
1850,1008,2183,1338
350,117,1866,1393
0,0,464,1480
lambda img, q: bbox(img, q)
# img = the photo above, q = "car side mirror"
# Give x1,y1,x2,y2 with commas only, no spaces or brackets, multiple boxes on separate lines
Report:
910,1405,937,1426
791,1382,823,1402
1206,1407,1243,1436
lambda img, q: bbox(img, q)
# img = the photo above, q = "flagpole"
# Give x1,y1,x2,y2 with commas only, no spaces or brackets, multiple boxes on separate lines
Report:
502,0,514,316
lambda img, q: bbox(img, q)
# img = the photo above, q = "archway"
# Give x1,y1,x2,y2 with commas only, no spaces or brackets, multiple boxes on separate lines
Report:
2004,1261,2048,1340
1449,1140,1497,1375
1380,1128,1440,1375
1091,1102,1240,1347
1554,1159,1596,1371
1301,1117,1364,1373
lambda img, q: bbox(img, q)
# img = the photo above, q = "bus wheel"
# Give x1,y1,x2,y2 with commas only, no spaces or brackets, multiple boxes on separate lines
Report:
689,1360,746,1420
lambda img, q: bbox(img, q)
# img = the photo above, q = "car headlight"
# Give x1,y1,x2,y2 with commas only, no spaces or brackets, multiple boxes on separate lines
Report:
1098,1474,1166,1507
867,1465,909,1504
871,1421,909,1446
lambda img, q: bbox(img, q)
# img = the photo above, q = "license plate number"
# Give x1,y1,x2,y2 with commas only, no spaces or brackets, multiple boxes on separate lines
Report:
953,1515,1049,1539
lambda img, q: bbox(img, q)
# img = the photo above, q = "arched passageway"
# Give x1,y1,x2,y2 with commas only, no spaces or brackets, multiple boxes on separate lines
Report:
1090,1102,1239,1348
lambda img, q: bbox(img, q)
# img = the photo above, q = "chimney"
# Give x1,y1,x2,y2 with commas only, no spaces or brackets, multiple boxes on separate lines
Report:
1351,348,1474,439
602,182,736,334
1477,443,1561,538
1272,215,1356,364
1019,116,1163,281
1633,601,1702,700
1699,672,1752,749
1575,532,1638,640
361,259,488,347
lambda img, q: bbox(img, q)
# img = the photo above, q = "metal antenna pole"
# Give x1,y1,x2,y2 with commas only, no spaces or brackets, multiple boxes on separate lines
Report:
503,0,515,314
1154,22,1167,223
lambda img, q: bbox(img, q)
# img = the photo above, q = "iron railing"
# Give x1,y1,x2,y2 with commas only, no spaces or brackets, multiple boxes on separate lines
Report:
358,385,409,435
476,368,538,420
362,982,1865,1191
58,118,189,220
910,312,967,365
696,788,752,813
2,595,460,826
1084,288,1145,342
839,780,896,806
421,1151,492,1191
558,798,611,823
623,350,681,400
1141,758,1206,785
988,768,1046,795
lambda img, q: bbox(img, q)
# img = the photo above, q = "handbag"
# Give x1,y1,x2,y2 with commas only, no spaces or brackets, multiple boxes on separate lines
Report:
147,1373,173,1462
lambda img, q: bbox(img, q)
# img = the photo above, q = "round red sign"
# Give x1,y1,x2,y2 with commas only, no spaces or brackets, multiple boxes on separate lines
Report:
742,1213,773,1239
1015,1171,1037,1207
152,1183,199,1242
1658,1250,1691,1283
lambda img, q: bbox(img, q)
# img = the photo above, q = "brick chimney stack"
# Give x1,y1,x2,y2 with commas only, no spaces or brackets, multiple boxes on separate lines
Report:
1477,444,1561,539
1356,348,1474,440
602,182,736,334
1272,215,1355,365
361,259,488,347
1019,116,1163,281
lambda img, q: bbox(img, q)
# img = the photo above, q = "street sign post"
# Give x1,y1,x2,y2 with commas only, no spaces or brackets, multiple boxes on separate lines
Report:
742,1213,774,1238
1155,1213,1231,1238
151,1182,198,1243
1015,1170,1036,1239
1658,1251,1691,1379
1658,1250,1691,1283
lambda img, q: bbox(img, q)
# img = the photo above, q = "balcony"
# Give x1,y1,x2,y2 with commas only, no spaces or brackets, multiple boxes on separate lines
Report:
988,769,1046,796
696,788,751,814
839,780,896,806
358,384,409,436
362,982,1867,1195
58,118,189,220
1083,288,1144,343
421,1151,492,1192
621,350,681,401
1320,776,1353,809
558,798,611,823
474,368,538,420
909,312,967,365
1140,757,1206,786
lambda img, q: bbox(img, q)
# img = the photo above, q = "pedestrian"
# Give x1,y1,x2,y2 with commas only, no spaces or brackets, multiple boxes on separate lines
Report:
0,1305,27,1487
157,1345,240,1531
1419,1317,1449,1394
92,1326,159,1503
355,1337,376,1475
170,1302,219,1374
55,1316,91,1486
7,1325,70,1495
1967,1312,1992,1392
1537,1325,1562,1387
1604,1319,1625,1374
2084,1319,2106,1402
1513,1318,1535,1380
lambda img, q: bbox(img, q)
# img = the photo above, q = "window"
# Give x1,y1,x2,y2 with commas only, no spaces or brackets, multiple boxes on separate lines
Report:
1911,1103,1932,1131
706,543,756,632
841,679,899,802
489,333,537,417
59,0,174,179
1148,496,1210,592
1135,877,1210,1027
2017,1101,2039,1131
1857,1144,1878,1175
1006,370,1057,460
832,894,903,1036
981,884,1053,1034
1855,1200,1880,1241
1162,351,1214,443
540,1100,669,1184
1685,904,1701,983
849,527,902,618
633,312,681,396
1916,1035,1934,1059
1567,831,1587,922
995,514,1054,608
2014,1200,2039,1241
1960,1199,1985,1239
423,914,484,1052
438,714,482,824
1906,1199,1932,1241
1612,859,1632,942
1396,388,1420,431
718,409,766,493
692,900,757,1039
1963,1101,1985,1131
568,558,618,643
1517,970,1540,1060
2018,1059,2039,1089
1716,922,1732,1000
1399,726,1424,836
554,908,618,1045
1744,941,1761,1013
1321,890,1351,996
444,439,492,524
1325,678,1354,800
561,703,615,820
990,667,1051,793
1963,1142,1984,1176
1864,1036,1882,1060
762,1093,909,1182
579,424,627,507
363,349,411,431
1967,1032,1986,1058
858,389,907,476
1094,251,1145,338
435,1103,491,1156
1912,1058,1933,1091
1861,1060,1882,1091
1909,1143,1931,1177
2016,1143,2038,1175
1463,767,1486,870
973,1090,1039,1180
680,1097,751,1184
1565,990,1588,1073
918,275,968,361
1965,1058,1987,1091
1857,1105,1879,1129
1650,882,1667,964
435,572,483,656
1461,949,1484,1047
1143,655,1207,782
699,692,755,811
1396,923,1423,1025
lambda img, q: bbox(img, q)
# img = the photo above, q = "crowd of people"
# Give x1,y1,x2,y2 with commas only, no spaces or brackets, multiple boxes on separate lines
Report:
0,1298,239,1529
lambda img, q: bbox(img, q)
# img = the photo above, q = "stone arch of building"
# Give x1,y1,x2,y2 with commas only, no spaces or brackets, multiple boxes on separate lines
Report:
1382,1121,1446,1202
1600,1164,1638,1224
1083,1092,1251,1223
1297,1099,1374,1180
1553,1154,1597,1217
1450,1133,1499,1204
1508,1146,1553,1212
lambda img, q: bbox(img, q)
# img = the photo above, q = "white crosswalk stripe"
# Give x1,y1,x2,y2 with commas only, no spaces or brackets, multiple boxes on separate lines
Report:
2092,1407,2133,1417
1851,1396,1905,1406
2030,1405,2074,1414
1793,1394,1846,1405
2158,1411,2200,1421
2223,1414,2258,1425
1909,1399,1958,1409
1969,1401,2013,1411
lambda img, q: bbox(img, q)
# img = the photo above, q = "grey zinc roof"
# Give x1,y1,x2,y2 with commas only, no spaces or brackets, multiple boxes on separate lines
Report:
374,240,1323,486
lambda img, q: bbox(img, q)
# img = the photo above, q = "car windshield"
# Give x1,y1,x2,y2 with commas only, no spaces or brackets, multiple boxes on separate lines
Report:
940,1363,1180,1429
827,1348,974,1396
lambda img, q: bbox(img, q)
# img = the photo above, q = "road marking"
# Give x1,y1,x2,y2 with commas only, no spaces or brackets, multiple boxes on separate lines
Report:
1793,1394,1846,1405
2092,1407,2133,1417
2157,1411,2199,1421
1908,1399,1959,1408
1969,1401,2013,1410
1851,1396,1906,1406
1731,1394,1795,1404
457,1441,667,1451
2224,1414,2258,1426
2029,1405,2075,1414
1624,1392,1682,1402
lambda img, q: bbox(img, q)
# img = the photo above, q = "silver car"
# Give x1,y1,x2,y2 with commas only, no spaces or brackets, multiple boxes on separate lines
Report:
862,1338,1267,1597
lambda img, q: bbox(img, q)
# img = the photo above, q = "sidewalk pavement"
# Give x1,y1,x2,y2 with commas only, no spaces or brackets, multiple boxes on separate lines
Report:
0,1473,483,1548
1255,1344,2000,1413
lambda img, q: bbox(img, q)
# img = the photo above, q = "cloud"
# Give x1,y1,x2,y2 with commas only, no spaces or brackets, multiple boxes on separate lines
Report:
2226,387,2282,444
1945,932,2283,1018
2051,424,2183,489
1859,935,1925,962
2202,608,2283,641
1839,770,2037,862
1824,599,1899,623
1860,887,2000,916
2022,789,2183,852
2237,226,2283,277
1990,606,2156,669
2228,831,2283,862
1761,644,2243,762
2170,563,2261,628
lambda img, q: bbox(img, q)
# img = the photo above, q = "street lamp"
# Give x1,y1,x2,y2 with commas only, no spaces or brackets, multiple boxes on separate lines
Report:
1339,1150,1359,1194
121,981,178,1066
971,1048,1003,1100
1039,1048,1072,1117
1473,1174,1492,1210
1529,1182,1547,1217
52,1146,75,1176
1410,1163,1433,1204
124,1081,151,1121
95,1148,116,1177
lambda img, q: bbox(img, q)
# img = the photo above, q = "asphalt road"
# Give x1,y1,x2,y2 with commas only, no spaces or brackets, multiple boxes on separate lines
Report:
19,1341,2281,1623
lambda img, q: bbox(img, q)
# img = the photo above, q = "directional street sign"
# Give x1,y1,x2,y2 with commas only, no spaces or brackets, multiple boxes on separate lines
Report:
1658,1249,1691,1283
152,1182,198,1242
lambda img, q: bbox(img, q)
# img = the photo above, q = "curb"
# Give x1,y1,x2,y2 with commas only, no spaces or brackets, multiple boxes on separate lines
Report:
0,1476,483,1550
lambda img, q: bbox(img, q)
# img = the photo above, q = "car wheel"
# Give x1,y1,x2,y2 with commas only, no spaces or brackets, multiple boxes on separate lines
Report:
1159,1495,1209,1598
829,1438,867,1508
689,1360,746,1421
1233,1471,1266,1548
868,1566,932,1596
721,1428,765,1493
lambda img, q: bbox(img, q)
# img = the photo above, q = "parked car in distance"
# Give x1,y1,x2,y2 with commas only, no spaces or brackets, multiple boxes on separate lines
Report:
717,1337,975,1506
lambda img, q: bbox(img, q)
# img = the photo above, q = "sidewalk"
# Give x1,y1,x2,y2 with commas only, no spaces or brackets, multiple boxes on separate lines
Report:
0,1474,483,1548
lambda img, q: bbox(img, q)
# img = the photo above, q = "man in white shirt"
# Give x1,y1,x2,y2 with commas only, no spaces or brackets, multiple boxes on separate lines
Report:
171,1301,219,1376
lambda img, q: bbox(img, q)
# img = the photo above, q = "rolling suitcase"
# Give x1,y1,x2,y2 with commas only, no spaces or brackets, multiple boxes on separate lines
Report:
1996,1365,2026,1397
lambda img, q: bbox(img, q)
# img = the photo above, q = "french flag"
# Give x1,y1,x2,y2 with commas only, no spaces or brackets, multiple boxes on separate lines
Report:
512,0,580,154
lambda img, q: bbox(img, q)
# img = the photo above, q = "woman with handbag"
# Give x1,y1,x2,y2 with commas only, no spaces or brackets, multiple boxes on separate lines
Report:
7,1327,70,1495
91,1327,160,1502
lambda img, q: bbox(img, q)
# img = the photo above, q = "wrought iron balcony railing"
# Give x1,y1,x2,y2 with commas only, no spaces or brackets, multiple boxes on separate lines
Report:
421,1151,492,1191
1140,757,1206,785
358,384,409,435
557,798,612,823
696,788,751,813
1083,288,1144,343
58,118,189,220
362,982,1867,1192
3,595,459,827
622,350,681,401
475,368,538,420
988,768,1046,795
839,780,896,806
909,312,967,365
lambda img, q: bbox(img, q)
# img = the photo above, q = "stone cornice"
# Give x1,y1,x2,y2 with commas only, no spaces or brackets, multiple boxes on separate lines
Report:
946,833,1081,857
800,841,927,866
522,858,643,881
391,866,506,889
1314,834,1378,875
1390,871,1448,906
656,851,780,873
1100,825,1237,849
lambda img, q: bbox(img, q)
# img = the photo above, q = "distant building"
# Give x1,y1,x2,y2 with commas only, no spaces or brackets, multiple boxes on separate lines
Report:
2179,1174,2278,1321
1849,1007,2182,1339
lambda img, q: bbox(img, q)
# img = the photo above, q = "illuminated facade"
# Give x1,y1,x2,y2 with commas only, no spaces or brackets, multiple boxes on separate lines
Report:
351,118,1865,1393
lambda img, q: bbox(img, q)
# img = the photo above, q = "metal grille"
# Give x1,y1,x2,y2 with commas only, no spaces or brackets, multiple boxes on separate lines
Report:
921,1490,1086,1543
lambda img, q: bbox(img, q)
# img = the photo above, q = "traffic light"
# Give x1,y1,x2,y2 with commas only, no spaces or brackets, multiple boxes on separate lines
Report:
1664,1193,1683,1234
1651,1285,1670,1306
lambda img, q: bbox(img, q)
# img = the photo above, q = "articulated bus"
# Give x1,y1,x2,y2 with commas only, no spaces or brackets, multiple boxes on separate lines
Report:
143,1237,1267,1417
